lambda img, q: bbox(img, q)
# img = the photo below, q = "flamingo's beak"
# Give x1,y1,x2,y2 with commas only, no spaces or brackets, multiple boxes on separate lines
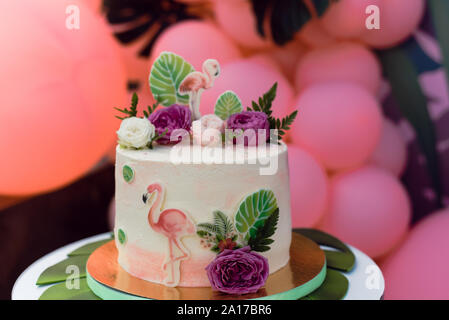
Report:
142,192,149,204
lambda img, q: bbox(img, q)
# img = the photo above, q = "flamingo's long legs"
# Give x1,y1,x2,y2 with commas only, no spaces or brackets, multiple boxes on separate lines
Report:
164,238,175,285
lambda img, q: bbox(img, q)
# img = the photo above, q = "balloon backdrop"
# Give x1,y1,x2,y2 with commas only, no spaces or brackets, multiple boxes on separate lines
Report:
288,146,329,228
267,41,306,82
290,82,382,171
296,19,336,49
320,166,411,258
151,20,241,71
359,0,425,49
369,119,408,177
321,0,382,39
213,0,272,49
294,42,382,94
0,0,127,195
201,60,294,118
244,54,280,73
381,209,449,299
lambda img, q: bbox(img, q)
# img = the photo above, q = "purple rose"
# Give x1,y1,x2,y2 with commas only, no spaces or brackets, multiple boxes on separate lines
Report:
206,246,269,295
226,111,270,146
148,104,192,145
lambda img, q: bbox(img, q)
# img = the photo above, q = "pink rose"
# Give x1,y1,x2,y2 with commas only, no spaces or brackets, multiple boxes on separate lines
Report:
192,114,225,147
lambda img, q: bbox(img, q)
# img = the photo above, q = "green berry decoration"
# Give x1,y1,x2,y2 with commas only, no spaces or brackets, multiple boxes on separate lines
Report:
123,165,134,183
118,229,126,245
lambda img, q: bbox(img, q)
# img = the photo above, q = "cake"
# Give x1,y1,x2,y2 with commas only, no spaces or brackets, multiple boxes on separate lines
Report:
113,52,297,294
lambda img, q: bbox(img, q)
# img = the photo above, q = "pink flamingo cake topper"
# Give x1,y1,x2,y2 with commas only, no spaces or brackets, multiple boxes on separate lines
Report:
179,59,221,120
143,183,196,287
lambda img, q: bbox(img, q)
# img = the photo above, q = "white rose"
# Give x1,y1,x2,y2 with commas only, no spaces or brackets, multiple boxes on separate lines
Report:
117,117,155,149
192,114,225,147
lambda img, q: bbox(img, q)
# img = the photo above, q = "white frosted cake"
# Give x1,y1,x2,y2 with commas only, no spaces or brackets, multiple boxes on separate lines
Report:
113,52,297,294
115,143,291,287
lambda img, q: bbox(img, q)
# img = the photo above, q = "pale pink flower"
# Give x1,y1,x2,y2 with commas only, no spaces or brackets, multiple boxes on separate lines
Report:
192,114,225,147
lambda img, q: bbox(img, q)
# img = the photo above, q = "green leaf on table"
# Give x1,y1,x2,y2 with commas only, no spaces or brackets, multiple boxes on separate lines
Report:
68,239,111,257
214,91,243,120
378,48,442,206
235,189,278,240
294,228,355,272
300,269,349,300
36,255,88,285
149,52,195,106
39,278,100,300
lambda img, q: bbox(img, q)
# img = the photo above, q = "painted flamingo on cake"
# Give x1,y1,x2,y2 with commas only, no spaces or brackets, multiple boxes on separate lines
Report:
179,59,221,120
143,183,195,287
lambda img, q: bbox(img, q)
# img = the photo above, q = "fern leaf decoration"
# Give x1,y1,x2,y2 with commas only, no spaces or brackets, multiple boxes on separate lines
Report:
247,83,298,142
114,92,139,120
197,223,217,235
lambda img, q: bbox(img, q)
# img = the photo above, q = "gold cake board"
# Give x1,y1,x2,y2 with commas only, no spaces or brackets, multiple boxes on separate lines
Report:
86,232,327,300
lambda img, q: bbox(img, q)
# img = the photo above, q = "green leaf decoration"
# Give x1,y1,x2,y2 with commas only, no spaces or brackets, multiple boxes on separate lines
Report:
122,165,134,183
197,222,217,235
429,0,449,90
118,229,126,245
114,92,139,120
214,91,243,120
378,48,442,206
248,208,279,252
294,228,355,272
246,82,298,142
235,189,278,240
213,210,234,238
68,239,111,257
36,255,88,285
149,52,195,106
300,269,349,300
39,278,100,300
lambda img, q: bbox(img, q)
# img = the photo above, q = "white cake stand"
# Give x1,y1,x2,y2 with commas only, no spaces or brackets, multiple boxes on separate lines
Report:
11,232,384,300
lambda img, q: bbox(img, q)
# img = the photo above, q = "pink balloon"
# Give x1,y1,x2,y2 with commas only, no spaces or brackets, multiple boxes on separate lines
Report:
0,0,127,195
369,119,408,177
201,60,294,119
360,0,425,49
244,54,281,73
321,166,411,258
381,209,449,299
213,0,272,49
81,0,102,14
268,41,307,82
290,82,382,171
288,146,329,228
321,0,382,39
296,19,336,49
295,42,382,94
151,20,241,71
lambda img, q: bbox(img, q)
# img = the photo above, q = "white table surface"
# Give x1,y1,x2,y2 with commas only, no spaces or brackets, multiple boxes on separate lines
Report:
12,232,384,300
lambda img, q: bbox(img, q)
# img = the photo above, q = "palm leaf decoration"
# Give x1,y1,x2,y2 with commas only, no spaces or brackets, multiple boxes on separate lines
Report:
234,189,278,241
377,39,443,207
214,91,243,120
102,0,200,57
250,0,336,45
149,52,195,106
